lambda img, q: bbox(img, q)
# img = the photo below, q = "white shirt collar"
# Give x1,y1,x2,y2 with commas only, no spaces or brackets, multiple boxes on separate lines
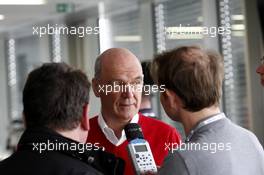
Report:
98,113,139,146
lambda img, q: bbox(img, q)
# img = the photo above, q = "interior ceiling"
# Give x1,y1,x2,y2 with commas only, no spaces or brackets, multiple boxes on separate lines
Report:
0,0,137,35
0,0,120,33
1,0,263,37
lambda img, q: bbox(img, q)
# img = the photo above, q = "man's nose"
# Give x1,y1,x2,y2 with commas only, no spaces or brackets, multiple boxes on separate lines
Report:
121,85,134,98
256,65,264,74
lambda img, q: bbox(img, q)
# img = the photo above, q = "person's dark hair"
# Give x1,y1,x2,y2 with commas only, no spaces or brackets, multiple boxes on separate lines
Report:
151,46,224,112
141,61,154,96
141,61,154,86
23,63,91,130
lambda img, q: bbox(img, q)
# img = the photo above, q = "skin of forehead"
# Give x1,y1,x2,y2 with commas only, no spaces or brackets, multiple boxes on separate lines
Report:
99,48,143,79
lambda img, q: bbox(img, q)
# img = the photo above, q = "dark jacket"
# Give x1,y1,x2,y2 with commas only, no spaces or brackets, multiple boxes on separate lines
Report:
0,127,125,175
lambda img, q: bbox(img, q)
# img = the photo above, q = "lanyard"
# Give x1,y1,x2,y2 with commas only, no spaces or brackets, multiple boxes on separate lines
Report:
185,113,225,142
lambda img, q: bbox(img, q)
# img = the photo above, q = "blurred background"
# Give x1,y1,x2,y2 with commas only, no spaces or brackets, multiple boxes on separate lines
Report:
0,0,264,160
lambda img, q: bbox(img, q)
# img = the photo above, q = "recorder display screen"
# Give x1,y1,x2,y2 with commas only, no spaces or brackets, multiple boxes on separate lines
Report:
134,145,147,152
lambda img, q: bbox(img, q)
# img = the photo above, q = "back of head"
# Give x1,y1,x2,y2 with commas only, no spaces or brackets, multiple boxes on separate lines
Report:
23,63,91,130
152,46,224,112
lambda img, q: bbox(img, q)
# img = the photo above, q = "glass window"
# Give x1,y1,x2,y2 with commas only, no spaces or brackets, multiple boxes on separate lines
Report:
219,0,250,128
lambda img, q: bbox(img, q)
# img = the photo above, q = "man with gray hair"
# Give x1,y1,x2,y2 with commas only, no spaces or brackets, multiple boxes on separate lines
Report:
87,48,181,175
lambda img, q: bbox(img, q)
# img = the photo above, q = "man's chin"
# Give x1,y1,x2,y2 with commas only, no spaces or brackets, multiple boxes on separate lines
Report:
119,105,137,112
117,110,137,120
165,111,180,122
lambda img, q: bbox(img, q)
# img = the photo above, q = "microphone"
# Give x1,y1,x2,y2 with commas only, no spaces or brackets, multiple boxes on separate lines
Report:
125,123,157,175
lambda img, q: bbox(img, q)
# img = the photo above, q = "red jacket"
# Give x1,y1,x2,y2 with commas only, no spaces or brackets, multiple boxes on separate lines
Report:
87,113,181,175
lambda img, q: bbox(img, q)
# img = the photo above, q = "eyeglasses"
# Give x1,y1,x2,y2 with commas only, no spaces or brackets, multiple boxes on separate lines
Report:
261,56,264,65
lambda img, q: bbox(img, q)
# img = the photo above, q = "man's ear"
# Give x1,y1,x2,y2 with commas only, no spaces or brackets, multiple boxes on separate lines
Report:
81,104,90,131
92,78,100,97
164,89,182,109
